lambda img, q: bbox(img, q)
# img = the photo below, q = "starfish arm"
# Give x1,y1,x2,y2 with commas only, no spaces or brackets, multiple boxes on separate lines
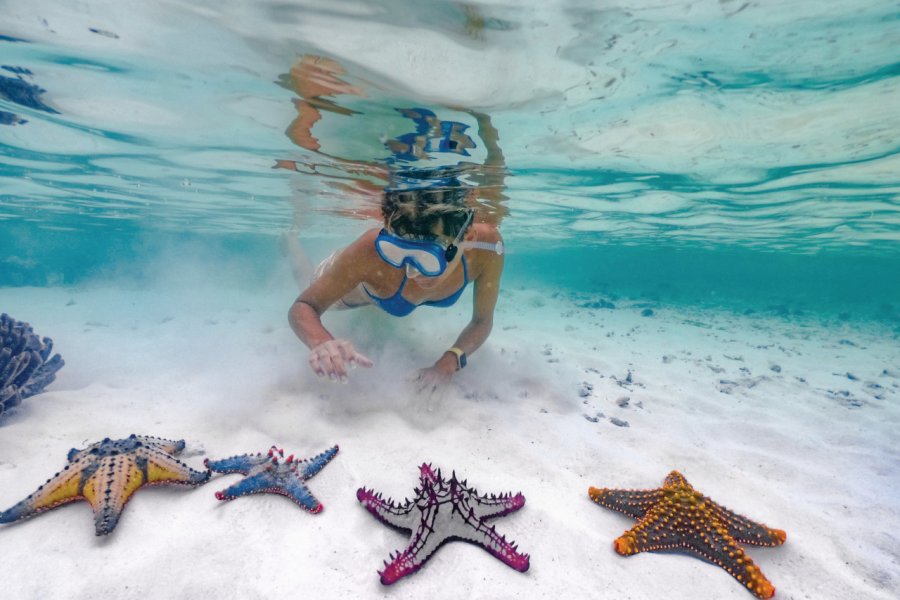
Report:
205,453,269,475
685,523,779,599
379,546,432,586
419,464,439,486
0,460,89,524
68,441,97,462
356,487,416,530
588,486,663,519
609,501,688,556
275,478,324,513
613,503,778,600
142,446,210,485
708,500,786,547
378,501,442,585
299,445,339,479
133,435,185,456
470,490,525,520
453,517,530,573
664,470,691,487
212,471,278,501
83,457,147,536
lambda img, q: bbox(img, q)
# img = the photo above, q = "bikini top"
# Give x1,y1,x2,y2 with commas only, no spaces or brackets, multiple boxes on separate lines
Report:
363,256,469,317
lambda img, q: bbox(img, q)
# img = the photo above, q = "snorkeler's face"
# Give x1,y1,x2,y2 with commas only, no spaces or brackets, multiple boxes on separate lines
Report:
379,207,474,280
376,229,450,278
402,211,474,280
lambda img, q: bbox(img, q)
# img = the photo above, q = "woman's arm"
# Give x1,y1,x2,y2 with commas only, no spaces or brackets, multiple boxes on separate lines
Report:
288,231,377,380
420,229,505,385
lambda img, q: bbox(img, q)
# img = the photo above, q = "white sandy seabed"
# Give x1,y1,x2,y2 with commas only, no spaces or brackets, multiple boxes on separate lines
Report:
0,278,898,600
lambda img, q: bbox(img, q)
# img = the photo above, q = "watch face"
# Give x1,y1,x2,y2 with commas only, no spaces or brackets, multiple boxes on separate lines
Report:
458,353,467,369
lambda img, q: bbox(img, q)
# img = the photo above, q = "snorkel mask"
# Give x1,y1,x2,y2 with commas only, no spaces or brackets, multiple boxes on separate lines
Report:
375,209,503,277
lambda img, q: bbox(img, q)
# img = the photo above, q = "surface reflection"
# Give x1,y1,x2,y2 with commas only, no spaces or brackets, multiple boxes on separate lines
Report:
275,54,509,227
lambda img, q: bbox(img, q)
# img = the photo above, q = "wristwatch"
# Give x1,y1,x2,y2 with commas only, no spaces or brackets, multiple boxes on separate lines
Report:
447,347,467,370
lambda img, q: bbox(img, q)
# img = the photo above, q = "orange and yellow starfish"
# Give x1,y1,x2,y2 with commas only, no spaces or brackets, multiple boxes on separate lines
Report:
589,471,786,599
0,435,209,535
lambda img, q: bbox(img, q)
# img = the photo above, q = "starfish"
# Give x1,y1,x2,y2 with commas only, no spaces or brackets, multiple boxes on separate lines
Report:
205,445,338,513
357,463,530,585
0,434,210,535
588,470,786,599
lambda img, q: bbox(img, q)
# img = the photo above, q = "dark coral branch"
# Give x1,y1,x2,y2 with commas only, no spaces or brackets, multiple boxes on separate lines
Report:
0,314,65,418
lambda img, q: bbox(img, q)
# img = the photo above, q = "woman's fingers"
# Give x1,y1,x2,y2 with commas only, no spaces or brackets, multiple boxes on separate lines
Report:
310,339,373,382
309,342,336,380
308,351,326,378
337,341,374,369
319,350,338,380
330,351,348,381
352,350,374,368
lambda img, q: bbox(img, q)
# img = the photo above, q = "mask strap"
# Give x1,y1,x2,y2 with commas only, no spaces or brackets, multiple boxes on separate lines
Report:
458,240,504,255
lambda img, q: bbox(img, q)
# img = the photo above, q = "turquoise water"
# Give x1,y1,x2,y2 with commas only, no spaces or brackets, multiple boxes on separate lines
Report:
1,1,898,322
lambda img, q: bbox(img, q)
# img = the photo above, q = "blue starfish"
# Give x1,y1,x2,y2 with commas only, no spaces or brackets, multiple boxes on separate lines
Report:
358,463,530,585
205,445,338,513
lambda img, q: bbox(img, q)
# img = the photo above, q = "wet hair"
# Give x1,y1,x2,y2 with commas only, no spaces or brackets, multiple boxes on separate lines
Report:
382,177,472,241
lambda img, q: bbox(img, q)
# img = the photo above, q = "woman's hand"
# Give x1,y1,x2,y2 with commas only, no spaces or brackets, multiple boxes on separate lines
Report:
413,361,456,394
309,339,373,382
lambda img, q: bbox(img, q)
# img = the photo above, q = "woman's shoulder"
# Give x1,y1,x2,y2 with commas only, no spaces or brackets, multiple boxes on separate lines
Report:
344,227,381,253
466,222,504,279
328,228,381,269
472,221,502,243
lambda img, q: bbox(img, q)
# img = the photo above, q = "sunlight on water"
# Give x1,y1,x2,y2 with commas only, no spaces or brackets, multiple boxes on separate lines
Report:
0,0,898,312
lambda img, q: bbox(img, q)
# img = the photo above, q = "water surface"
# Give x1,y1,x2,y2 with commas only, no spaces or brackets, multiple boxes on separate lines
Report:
1,0,898,321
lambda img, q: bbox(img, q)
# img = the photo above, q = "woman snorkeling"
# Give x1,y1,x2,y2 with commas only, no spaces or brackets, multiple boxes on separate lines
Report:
288,170,505,391
280,55,508,392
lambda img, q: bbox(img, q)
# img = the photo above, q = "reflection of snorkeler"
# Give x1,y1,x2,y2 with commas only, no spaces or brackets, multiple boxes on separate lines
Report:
281,55,364,154
277,54,507,224
280,56,508,392
384,107,476,162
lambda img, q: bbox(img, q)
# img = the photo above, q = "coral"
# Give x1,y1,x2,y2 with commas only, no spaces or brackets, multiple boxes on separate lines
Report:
0,313,64,418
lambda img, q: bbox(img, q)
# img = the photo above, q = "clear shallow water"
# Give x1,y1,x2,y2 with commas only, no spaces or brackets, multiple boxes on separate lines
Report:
1,0,898,321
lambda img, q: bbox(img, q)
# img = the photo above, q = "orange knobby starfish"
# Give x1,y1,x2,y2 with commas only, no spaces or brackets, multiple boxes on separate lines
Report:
589,471,786,599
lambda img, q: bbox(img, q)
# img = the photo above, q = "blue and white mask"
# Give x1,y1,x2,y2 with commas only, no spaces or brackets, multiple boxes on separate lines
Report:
375,209,502,276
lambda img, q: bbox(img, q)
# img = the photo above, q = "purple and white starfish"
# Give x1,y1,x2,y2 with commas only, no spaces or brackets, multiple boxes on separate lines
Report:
357,463,530,585
204,445,338,513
